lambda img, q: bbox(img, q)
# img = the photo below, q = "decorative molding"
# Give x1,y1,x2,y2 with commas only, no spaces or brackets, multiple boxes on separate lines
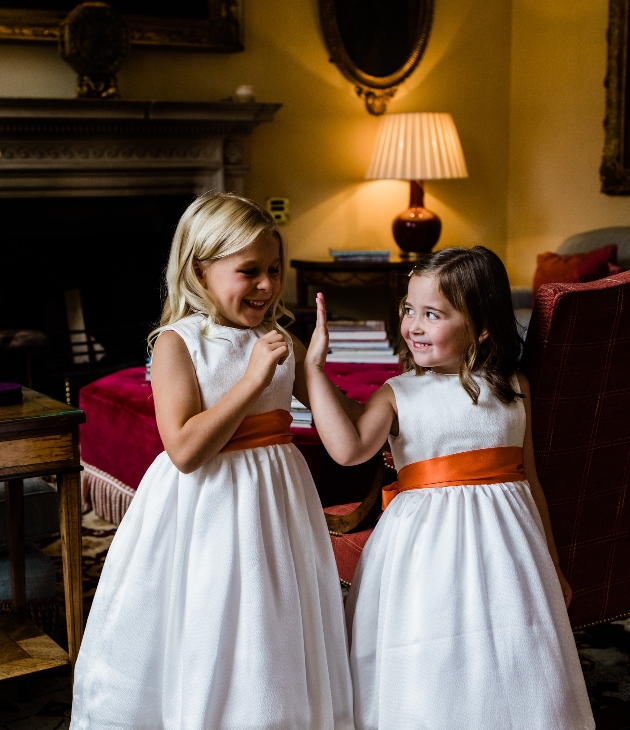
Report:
0,120,256,137
0,98,281,197
602,0,630,194
296,269,393,287
223,139,243,165
0,142,222,164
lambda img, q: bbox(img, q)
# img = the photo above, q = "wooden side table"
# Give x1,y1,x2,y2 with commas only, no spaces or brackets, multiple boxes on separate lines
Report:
290,256,415,335
0,389,85,679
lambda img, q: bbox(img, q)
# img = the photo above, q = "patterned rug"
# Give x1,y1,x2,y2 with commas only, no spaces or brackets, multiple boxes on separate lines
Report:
0,512,627,729
576,620,630,729
38,511,117,647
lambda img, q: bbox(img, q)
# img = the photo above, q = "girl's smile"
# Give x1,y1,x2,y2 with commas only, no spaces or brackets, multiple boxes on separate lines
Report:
196,231,282,328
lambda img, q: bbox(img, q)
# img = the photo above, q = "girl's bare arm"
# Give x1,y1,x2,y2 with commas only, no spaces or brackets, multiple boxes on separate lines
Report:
291,333,364,422
304,293,397,466
517,371,572,608
152,329,288,474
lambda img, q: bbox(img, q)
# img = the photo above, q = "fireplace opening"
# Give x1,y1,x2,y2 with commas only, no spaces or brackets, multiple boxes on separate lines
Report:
0,194,194,401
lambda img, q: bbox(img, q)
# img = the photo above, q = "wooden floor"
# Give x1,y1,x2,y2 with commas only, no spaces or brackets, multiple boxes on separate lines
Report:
0,616,68,681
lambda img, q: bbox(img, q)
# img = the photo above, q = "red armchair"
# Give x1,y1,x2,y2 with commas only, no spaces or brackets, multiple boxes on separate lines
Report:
520,270,630,628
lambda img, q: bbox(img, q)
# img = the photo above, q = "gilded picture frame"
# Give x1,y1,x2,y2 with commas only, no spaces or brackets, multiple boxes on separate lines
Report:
0,0,242,51
319,0,434,115
602,0,630,193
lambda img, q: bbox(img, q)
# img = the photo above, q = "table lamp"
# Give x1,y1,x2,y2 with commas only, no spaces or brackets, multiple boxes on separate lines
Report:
366,112,468,259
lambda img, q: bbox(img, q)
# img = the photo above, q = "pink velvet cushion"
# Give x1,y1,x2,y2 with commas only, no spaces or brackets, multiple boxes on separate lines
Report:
79,362,400,491
80,369,162,490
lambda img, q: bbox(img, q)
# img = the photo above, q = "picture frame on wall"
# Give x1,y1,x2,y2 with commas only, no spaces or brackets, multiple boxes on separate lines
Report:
0,0,242,51
602,0,630,194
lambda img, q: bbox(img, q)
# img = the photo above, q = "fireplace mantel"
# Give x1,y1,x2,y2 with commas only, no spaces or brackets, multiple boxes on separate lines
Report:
0,98,281,197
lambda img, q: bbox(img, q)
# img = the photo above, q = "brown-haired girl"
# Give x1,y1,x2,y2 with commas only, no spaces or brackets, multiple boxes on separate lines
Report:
305,246,594,730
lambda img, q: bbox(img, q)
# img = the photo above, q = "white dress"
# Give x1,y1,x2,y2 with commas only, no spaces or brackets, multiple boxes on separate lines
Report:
346,370,594,730
71,314,354,730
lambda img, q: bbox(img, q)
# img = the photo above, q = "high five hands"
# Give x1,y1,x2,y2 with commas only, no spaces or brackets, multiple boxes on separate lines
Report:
305,292,329,371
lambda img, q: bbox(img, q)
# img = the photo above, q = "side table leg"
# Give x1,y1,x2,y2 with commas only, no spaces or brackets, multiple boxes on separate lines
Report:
57,471,83,666
5,479,26,613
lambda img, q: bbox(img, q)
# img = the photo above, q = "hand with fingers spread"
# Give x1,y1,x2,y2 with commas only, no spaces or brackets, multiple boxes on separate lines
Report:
305,292,329,371
244,329,289,390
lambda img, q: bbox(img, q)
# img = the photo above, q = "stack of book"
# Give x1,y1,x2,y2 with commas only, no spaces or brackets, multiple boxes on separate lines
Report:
326,320,398,364
329,249,390,264
290,397,313,428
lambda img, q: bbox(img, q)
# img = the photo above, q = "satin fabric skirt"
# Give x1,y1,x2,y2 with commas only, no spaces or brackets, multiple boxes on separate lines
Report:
346,481,594,730
71,444,354,730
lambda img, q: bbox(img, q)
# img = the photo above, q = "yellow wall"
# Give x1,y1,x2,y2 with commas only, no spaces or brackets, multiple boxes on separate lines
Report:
0,0,512,300
507,0,630,286
0,0,627,293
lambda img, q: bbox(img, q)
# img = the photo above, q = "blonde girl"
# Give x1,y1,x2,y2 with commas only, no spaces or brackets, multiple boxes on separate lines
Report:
71,192,356,730
305,247,594,730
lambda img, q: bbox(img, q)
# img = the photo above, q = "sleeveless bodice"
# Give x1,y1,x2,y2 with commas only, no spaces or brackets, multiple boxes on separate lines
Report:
386,370,526,471
162,313,294,415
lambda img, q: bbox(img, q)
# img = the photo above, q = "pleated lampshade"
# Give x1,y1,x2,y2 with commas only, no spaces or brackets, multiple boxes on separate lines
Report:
365,113,468,258
366,112,468,181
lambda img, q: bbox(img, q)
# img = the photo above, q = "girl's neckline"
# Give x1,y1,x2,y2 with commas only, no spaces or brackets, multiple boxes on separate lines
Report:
191,312,264,333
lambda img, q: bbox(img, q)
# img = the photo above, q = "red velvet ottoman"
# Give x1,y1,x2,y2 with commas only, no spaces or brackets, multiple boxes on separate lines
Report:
79,363,399,533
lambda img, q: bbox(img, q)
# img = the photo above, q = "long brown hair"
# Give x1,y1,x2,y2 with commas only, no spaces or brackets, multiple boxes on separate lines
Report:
399,246,524,404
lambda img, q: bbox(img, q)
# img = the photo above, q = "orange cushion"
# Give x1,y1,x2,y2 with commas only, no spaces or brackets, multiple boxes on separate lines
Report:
533,245,617,293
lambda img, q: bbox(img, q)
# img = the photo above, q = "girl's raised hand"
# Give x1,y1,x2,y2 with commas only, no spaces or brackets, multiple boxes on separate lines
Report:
244,330,289,391
305,292,329,371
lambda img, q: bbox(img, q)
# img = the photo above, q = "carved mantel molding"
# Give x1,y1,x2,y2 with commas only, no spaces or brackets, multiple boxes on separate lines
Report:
0,99,281,197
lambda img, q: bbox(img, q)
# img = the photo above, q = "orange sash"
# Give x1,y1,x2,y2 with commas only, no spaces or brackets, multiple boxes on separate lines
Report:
220,409,294,453
382,446,525,509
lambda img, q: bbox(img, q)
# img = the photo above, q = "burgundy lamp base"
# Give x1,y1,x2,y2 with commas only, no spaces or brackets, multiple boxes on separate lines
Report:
392,180,442,259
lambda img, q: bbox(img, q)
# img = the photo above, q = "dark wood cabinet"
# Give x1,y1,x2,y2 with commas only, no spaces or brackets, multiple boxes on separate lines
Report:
290,256,415,336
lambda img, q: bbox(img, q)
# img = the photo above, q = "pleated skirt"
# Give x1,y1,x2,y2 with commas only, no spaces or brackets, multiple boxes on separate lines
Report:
71,444,354,730
346,481,594,730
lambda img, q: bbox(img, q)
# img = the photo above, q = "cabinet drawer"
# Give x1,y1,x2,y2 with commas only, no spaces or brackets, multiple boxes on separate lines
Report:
0,433,75,470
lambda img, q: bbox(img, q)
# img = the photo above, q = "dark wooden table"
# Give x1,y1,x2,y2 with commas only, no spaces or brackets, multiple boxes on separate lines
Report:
0,389,85,679
290,256,415,335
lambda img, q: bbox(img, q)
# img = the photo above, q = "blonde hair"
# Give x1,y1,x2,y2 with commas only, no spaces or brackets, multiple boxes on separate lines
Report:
149,192,293,348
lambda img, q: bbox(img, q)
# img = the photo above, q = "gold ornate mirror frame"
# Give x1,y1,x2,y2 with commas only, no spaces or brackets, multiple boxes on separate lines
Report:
602,0,630,193
319,0,434,115
0,0,242,51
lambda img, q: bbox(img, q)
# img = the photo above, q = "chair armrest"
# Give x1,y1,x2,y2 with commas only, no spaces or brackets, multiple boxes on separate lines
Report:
324,460,384,534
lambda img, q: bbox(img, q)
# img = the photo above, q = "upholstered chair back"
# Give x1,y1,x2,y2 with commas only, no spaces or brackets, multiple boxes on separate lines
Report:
521,270,630,628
